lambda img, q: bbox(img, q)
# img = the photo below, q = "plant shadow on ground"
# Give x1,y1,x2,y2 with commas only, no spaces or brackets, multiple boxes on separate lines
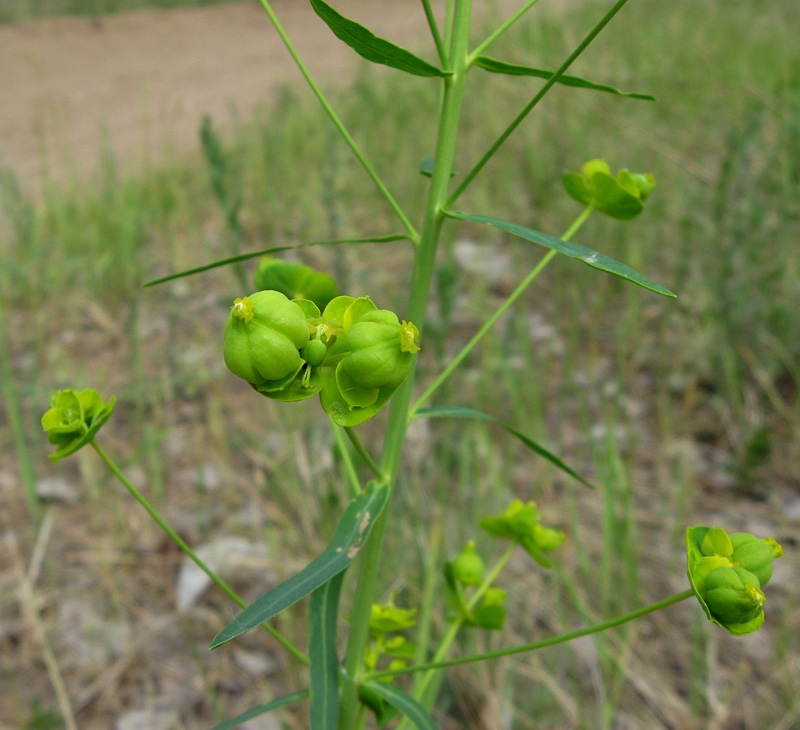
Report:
1,0,800,727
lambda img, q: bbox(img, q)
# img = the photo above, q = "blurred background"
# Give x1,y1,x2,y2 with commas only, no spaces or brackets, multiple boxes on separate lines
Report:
1,0,799,728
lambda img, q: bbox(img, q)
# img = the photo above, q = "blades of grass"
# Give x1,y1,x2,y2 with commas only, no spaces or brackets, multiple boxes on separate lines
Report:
444,210,675,297
143,234,409,287
255,0,419,239
414,406,595,489
210,690,310,730
91,441,309,664
211,481,389,649
309,573,345,729
310,0,444,77
447,0,635,207
473,56,655,100
363,682,438,730
0,292,38,521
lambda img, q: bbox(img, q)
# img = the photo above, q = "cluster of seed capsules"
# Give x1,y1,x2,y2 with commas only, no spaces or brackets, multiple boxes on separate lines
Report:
222,257,419,426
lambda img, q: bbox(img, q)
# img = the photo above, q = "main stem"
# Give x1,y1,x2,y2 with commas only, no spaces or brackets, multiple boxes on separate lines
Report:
336,2,474,726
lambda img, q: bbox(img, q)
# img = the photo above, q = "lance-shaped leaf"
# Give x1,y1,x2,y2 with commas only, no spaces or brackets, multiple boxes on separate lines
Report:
210,482,389,648
444,210,675,298
309,573,345,729
415,406,594,489
144,235,408,287
363,681,438,730
473,56,655,100
310,0,444,77
210,690,309,730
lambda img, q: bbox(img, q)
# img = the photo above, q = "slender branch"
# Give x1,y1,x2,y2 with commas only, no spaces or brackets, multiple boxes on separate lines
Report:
369,589,696,680
255,0,419,242
468,0,541,61
406,544,515,718
344,427,386,482
447,0,634,207
410,205,593,415
421,0,449,68
331,418,363,497
90,440,309,666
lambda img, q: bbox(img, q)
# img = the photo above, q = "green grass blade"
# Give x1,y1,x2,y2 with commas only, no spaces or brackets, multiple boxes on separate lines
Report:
310,0,445,77
415,406,595,489
444,211,675,297
210,482,389,649
473,56,655,100
143,235,408,287
210,690,309,730
309,573,345,729
363,681,438,730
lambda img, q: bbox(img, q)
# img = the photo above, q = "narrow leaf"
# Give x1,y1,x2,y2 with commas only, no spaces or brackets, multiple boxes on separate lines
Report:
474,56,655,100
210,482,389,648
415,406,595,489
210,690,309,730
444,210,675,297
309,573,345,729
144,235,408,287
310,0,444,77
363,682,438,730
419,157,456,179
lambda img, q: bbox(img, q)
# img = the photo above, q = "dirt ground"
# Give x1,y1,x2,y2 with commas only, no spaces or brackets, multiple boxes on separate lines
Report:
0,0,522,185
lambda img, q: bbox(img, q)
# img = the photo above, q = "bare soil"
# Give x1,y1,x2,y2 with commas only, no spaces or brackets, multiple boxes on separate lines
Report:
0,0,518,185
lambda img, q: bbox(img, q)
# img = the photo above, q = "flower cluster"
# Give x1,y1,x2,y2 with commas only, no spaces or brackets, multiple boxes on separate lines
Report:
223,288,420,425
563,159,655,220
481,499,566,567
41,388,115,461
686,526,783,635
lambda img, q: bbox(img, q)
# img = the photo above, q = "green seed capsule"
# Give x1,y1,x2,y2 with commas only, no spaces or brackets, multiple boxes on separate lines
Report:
338,312,418,390
223,291,310,387
301,338,328,368
704,566,765,625
730,533,783,586
452,541,485,586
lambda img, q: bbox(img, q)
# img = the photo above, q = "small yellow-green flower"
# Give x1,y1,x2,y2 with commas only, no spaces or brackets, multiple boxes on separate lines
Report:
563,159,655,220
42,388,115,461
481,499,565,567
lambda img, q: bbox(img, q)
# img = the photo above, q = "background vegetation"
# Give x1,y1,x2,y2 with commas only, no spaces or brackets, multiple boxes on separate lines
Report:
1,0,799,728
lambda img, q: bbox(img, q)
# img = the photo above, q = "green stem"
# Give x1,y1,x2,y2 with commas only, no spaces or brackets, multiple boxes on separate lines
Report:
255,0,418,242
468,0,540,61
406,544,515,720
336,3,475,727
447,0,633,208
421,0,449,69
331,418,362,497
344,427,386,482
369,589,696,680
410,205,593,415
90,440,309,666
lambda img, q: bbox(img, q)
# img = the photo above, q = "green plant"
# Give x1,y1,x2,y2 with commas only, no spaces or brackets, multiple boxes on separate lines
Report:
40,1,788,728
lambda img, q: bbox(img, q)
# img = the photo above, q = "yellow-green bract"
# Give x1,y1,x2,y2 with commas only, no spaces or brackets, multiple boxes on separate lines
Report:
686,526,783,635
563,158,655,220
254,257,339,311
41,388,115,461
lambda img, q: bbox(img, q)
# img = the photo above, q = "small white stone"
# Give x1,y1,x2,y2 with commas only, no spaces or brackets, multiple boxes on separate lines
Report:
36,476,80,504
115,706,178,730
